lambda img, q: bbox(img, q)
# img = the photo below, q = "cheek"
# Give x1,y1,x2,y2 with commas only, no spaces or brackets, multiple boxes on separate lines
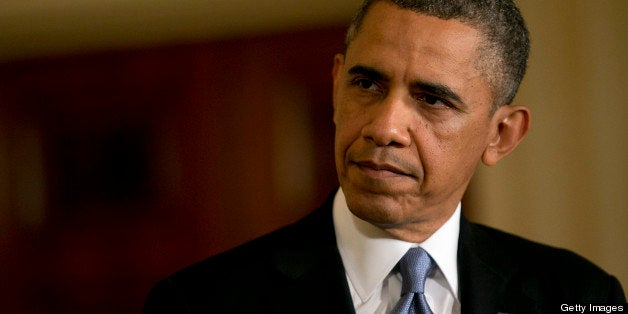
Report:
333,106,361,168
457,118,491,153
334,100,365,147
438,112,489,145
420,117,489,173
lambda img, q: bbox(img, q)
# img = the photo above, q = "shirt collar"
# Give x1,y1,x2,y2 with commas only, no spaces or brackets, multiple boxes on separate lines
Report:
333,188,460,302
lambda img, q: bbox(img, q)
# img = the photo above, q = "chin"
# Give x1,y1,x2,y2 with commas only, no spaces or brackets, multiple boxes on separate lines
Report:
344,189,407,226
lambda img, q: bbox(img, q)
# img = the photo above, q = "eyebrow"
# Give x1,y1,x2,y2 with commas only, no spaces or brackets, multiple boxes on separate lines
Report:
348,65,388,83
410,80,463,105
347,64,465,107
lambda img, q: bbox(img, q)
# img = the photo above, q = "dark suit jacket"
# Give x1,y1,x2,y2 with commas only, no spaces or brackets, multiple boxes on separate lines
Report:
143,193,625,313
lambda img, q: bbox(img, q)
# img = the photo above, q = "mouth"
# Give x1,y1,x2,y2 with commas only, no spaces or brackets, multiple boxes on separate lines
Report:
352,160,414,178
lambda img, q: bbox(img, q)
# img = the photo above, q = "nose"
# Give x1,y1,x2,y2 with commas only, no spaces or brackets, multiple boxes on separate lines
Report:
360,94,412,147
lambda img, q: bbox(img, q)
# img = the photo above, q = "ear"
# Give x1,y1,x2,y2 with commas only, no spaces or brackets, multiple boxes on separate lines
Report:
331,54,345,114
482,105,530,166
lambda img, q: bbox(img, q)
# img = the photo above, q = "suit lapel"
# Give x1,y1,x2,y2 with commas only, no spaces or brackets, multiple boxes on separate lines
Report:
458,215,507,313
267,193,355,313
458,215,539,313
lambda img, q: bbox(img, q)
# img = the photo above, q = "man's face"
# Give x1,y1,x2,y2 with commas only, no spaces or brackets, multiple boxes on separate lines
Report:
333,2,499,240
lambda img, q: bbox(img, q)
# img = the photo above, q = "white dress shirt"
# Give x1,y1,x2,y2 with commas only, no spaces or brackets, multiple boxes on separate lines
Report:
333,188,461,314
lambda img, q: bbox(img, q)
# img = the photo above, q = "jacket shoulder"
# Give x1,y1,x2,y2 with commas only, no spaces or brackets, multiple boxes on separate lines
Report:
144,197,342,313
173,199,337,282
143,221,314,313
465,221,626,302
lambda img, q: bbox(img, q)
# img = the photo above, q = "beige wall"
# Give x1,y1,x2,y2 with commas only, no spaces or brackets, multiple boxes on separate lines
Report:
469,0,627,287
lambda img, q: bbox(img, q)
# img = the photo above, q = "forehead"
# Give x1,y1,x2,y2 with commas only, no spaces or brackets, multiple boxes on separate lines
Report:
350,2,482,59
345,2,489,102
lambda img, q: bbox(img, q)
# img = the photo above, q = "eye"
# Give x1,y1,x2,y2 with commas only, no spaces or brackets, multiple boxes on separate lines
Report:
415,93,451,108
351,77,380,92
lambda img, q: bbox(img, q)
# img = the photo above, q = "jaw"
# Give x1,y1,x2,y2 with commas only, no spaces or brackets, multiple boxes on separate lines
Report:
340,167,470,242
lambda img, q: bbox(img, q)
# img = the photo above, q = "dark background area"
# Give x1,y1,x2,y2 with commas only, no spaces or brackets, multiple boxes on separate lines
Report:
0,26,345,313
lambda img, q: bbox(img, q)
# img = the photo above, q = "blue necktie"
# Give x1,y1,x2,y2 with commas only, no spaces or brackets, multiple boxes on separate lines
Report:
391,247,434,314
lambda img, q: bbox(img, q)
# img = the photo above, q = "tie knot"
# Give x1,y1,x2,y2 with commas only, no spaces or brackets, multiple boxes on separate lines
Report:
398,247,433,294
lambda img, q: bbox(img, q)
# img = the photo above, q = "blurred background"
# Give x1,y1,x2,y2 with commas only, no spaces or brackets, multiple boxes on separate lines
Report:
0,0,625,313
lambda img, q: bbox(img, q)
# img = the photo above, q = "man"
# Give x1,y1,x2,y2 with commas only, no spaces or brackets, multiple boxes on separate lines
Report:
144,0,625,313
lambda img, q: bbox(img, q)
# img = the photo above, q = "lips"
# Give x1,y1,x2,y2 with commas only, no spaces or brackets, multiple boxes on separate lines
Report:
353,160,414,178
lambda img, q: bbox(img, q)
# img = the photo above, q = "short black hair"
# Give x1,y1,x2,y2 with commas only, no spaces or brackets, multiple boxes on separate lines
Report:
345,0,530,108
